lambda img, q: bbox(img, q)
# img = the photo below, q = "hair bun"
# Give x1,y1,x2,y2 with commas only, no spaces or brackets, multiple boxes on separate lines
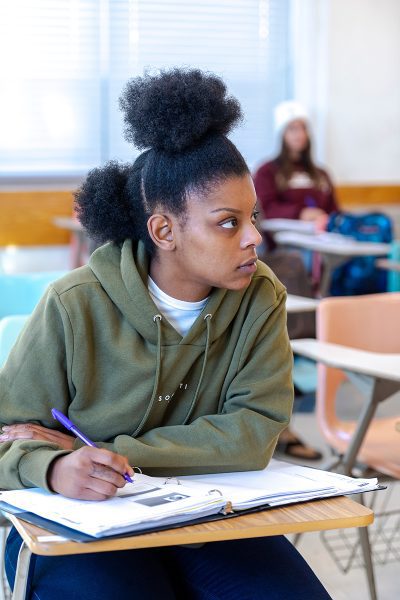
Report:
119,68,243,153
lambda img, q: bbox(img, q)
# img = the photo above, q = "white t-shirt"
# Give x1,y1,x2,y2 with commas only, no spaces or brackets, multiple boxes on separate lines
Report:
148,276,209,337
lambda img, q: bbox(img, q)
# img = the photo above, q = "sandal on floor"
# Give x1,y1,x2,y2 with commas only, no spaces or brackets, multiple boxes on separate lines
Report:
275,436,323,461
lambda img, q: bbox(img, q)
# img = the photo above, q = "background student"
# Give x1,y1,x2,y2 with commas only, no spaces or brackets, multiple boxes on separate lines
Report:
253,101,339,462
0,69,331,599
254,100,338,237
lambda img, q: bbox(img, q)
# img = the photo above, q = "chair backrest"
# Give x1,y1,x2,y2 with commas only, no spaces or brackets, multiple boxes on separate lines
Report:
0,271,67,318
316,293,400,437
0,315,29,367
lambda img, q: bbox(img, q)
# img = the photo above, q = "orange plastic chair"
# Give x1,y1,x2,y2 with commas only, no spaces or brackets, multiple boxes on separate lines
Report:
316,292,400,479
313,293,400,600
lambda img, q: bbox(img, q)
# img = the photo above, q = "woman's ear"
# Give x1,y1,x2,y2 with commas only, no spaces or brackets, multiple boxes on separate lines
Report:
147,214,175,251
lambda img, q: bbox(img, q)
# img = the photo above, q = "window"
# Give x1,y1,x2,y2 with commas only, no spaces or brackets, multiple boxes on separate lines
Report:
0,0,292,181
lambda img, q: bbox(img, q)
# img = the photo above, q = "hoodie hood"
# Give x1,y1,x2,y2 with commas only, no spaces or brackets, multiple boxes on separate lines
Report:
89,239,247,347
89,239,252,434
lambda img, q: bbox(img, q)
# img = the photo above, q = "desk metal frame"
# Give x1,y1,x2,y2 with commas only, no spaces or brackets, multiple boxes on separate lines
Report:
273,231,390,297
291,338,400,600
8,496,373,600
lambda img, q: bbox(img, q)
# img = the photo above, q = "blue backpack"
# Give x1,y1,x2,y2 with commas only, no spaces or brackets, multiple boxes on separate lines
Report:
326,212,393,296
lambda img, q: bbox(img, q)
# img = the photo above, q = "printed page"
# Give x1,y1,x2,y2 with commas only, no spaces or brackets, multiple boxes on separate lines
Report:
0,476,226,537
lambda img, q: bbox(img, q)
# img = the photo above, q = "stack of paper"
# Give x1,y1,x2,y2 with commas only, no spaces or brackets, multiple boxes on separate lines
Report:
178,459,379,509
0,459,379,539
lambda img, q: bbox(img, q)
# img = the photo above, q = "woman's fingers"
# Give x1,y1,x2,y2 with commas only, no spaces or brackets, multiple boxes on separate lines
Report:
48,447,133,500
0,423,75,450
1,425,134,499
299,207,326,222
87,447,133,479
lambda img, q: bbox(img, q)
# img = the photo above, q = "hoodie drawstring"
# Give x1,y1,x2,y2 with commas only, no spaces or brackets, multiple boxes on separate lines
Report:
133,312,212,436
132,314,163,437
182,313,212,425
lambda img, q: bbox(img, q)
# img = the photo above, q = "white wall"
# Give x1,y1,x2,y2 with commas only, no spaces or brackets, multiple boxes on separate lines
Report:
291,0,400,185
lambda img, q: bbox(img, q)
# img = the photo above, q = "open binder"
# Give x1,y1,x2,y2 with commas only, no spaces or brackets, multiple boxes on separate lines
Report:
0,459,380,542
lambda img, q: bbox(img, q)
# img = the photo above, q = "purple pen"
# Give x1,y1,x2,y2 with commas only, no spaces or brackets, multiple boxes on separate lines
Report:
51,408,134,484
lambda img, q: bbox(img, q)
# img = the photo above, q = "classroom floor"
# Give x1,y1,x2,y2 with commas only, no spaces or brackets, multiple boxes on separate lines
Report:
290,402,399,600
1,244,399,600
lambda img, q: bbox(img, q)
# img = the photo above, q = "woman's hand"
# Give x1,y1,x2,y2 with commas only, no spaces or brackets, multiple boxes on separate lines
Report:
48,447,133,500
299,206,327,222
0,423,75,450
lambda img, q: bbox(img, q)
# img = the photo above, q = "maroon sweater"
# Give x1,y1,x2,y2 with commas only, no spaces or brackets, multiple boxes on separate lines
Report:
253,159,338,220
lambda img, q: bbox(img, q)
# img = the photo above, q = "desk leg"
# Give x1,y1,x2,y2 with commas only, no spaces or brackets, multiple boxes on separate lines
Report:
70,231,88,269
341,377,379,476
11,543,32,600
358,526,377,600
319,254,348,297
341,377,399,476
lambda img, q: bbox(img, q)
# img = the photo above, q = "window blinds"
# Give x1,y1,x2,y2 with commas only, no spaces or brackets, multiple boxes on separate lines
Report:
0,0,291,179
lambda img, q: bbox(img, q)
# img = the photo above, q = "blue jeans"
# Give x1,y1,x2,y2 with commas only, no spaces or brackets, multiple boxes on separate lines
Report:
6,527,331,599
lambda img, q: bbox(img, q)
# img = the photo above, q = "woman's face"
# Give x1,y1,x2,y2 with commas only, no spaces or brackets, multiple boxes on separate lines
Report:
283,119,309,154
163,174,262,301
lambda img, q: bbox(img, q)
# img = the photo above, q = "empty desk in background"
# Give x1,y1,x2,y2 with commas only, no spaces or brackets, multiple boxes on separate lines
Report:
286,295,320,393
286,294,320,314
376,258,400,273
261,219,316,235
274,232,390,296
290,338,400,476
53,217,87,268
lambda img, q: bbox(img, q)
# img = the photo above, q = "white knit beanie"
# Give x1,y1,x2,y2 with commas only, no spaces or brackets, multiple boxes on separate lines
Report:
274,100,309,138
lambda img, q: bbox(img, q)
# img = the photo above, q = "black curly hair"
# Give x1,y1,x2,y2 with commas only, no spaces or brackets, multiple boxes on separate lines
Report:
75,68,249,254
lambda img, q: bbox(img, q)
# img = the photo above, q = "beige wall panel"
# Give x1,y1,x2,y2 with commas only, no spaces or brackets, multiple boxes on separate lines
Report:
337,185,400,208
1,186,400,246
0,191,74,245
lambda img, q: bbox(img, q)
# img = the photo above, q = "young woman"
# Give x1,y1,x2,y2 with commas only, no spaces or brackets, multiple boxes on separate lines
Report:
254,100,338,231
254,101,338,462
0,70,331,599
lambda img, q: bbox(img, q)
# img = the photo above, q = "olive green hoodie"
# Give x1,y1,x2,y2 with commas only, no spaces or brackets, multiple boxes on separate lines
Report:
0,240,293,491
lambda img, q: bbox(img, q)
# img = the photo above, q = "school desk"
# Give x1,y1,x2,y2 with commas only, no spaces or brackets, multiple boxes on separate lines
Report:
290,338,400,476
53,217,87,268
7,495,373,600
273,231,390,296
376,258,400,273
261,218,316,235
286,294,320,313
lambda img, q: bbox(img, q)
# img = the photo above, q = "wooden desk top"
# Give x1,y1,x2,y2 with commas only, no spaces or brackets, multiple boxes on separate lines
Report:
291,338,400,382
9,495,373,557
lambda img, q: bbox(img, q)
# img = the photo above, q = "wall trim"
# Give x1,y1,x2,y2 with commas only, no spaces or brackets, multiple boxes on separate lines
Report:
0,191,74,246
337,185,400,207
1,185,400,246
